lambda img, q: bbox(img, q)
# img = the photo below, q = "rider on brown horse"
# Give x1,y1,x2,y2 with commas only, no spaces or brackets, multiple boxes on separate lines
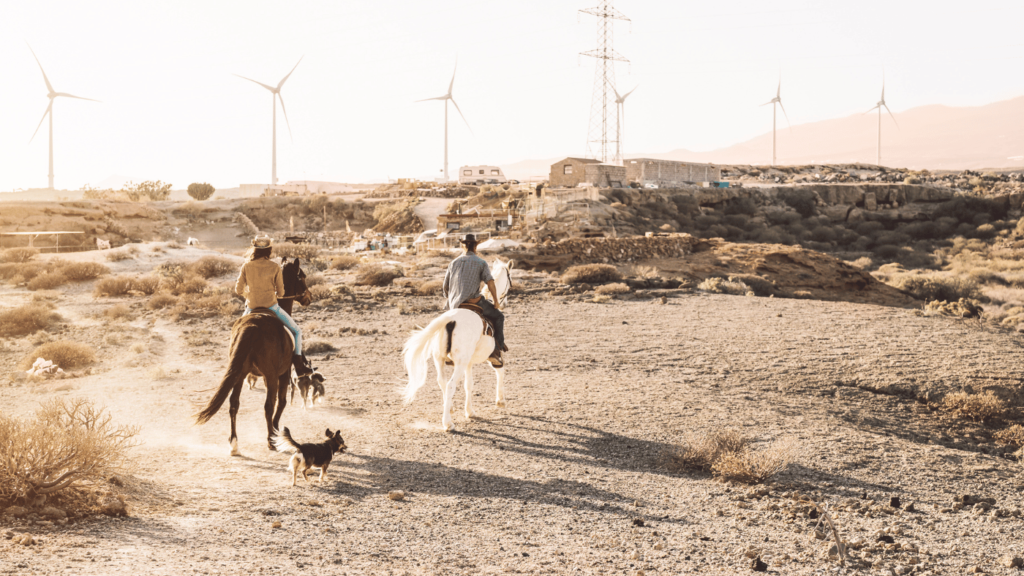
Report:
442,233,506,366
234,235,314,377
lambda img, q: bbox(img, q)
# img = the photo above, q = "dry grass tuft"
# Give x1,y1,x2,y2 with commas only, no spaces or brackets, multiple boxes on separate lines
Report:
414,279,443,295
591,294,613,304
105,246,138,262
93,275,137,297
889,275,982,302
698,277,749,296
331,254,360,270
1,247,40,263
0,398,138,505
595,282,630,295
146,292,179,310
626,264,659,280
0,262,44,283
561,264,623,285
940,391,1008,421
189,256,236,279
305,272,325,287
59,261,110,281
663,429,799,484
19,341,97,371
27,271,68,291
104,304,132,321
0,304,62,337
308,285,333,302
304,340,338,355
355,264,403,287
994,425,1024,448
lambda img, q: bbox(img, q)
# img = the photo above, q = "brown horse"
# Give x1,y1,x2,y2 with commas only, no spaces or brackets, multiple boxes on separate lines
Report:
195,257,315,454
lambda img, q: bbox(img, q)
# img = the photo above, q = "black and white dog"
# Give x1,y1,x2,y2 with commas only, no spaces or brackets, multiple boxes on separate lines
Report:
272,427,347,486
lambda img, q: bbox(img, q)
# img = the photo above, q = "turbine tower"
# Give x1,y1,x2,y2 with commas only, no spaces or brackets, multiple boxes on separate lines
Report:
235,57,302,186
28,45,99,191
416,63,471,182
866,78,898,167
612,85,636,166
760,78,789,166
580,1,629,163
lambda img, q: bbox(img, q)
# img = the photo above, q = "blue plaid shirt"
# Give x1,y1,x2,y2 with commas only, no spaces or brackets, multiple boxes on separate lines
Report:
442,253,493,311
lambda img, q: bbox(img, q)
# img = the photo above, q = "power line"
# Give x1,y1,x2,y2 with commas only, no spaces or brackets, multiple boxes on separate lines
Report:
580,0,629,163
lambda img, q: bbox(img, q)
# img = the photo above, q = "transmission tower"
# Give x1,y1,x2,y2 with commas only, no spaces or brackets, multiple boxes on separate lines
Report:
580,1,629,164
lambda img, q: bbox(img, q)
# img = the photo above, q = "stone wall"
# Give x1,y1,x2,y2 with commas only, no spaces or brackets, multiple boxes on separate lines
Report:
583,164,627,188
549,158,601,188
529,234,700,263
625,159,722,186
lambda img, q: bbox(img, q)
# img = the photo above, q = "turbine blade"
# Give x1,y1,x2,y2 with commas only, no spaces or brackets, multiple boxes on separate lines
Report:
776,77,781,99
448,62,457,96
761,100,774,107
450,97,473,135
27,44,55,94
622,85,638,100
277,56,304,90
884,104,899,129
234,74,276,92
778,100,791,127
277,93,294,141
29,101,52,144
54,92,100,102
415,95,449,102
613,86,623,101
864,104,880,114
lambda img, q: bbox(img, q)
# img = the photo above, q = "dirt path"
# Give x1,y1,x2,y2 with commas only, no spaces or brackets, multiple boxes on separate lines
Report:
413,198,451,232
2,270,1024,575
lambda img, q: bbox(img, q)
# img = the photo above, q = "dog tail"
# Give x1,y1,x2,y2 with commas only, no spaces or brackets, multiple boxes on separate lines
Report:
271,427,300,454
403,312,455,404
195,322,255,425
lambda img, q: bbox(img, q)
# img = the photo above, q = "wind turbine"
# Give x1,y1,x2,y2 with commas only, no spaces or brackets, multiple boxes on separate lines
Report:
416,64,471,182
27,45,99,191
235,57,303,186
760,77,789,166
865,77,898,167
613,85,637,166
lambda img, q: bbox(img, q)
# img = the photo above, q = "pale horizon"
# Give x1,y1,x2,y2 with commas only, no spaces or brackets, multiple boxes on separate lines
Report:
2,0,1024,191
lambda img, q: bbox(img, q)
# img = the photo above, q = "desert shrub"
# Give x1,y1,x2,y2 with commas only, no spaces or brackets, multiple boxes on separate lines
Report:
663,429,749,471
0,262,44,283
0,398,138,505
175,275,209,295
59,261,110,281
873,244,901,259
711,438,801,484
724,196,758,216
728,274,776,297
305,273,325,287
560,264,623,285
331,254,360,270
355,264,403,287
904,176,922,184
415,279,443,295
1,247,40,263
104,304,132,321
694,214,721,229
766,210,801,226
595,282,630,295
723,214,750,229
168,291,238,320
940,391,1007,421
591,294,613,304
273,242,321,260
187,182,215,201
854,221,885,236
994,425,1024,448
304,340,337,354
698,277,749,296
974,223,998,239
778,189,817,217
670,195,700,215
93,275,136,297
189,256,235,279
0,304,62,337
625,264,658,279
105,248,134,262
849,256,875,270
27,271,68,291
19,341,97,371
809,226,837,243
308,285,333,302
892,275,982,302
133,275,161,295
146,293,178,310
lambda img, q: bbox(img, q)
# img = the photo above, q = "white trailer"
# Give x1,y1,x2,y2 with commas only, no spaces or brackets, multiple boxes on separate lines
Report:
458,165,507,186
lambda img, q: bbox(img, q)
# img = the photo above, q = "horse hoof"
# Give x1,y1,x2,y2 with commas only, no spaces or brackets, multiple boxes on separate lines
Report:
442,423,454,433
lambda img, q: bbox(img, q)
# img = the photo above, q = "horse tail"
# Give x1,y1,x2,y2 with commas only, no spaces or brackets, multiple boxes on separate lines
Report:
403,313,455,404
194,323,254,425
271,427,300,453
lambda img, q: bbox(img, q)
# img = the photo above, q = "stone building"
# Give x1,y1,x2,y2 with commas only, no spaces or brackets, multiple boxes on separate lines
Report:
583,163,627,188
549,157,601,188
625,159,721,187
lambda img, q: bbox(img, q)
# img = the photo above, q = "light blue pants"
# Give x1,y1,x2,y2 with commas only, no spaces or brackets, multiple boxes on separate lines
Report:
244,303,302,355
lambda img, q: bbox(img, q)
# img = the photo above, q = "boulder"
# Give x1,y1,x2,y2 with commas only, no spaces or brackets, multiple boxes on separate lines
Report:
98,495,127,517
39,506,66,520
3,506,28,518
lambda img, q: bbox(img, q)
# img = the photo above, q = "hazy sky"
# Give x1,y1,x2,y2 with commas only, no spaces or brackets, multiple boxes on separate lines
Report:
2,0,1023,191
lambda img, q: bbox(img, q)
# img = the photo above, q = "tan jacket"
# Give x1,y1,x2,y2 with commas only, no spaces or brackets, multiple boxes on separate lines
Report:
235,258,285,309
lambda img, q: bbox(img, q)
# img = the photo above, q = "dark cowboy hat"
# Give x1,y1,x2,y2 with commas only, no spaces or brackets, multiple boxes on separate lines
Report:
460,234,479,246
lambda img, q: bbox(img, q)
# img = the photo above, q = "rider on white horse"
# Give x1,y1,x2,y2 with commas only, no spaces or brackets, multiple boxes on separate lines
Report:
442,234,506,367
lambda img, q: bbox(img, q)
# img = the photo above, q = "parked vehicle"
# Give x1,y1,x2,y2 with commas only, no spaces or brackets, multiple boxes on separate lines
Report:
459,165,508,186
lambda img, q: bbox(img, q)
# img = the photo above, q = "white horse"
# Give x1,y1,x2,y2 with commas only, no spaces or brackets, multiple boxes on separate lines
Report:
403,258,513,431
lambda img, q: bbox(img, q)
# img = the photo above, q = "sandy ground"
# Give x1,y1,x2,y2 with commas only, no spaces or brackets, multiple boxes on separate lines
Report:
1,245,1024,575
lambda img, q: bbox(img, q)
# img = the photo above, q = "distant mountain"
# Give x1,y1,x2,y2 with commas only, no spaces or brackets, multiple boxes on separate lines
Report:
502,95,1024,178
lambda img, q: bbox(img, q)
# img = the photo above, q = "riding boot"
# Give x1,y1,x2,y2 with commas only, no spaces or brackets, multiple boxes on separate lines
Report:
292,354,314,378
487,347,504,368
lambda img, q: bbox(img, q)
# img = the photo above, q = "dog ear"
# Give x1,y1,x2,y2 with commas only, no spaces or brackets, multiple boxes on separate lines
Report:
325,428,332,438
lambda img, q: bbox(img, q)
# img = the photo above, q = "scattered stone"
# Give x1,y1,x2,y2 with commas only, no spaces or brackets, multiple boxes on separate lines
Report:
877,535,895,544
969,566,984,574
387,491,405,501
107,475,124,487
889,496,901,509
632,518,645,527
271,521,282,529
98,495,126,517
16,534,35,546
1000,555,1023,568
750,555,768,572
653,542,664,551
3,506,28,518
904,502,915,513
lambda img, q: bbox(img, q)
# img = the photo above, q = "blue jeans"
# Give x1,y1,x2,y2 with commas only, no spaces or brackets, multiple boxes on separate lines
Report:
244,303,302,355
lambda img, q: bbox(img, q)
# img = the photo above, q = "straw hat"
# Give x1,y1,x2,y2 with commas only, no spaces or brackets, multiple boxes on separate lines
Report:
251,235,273,248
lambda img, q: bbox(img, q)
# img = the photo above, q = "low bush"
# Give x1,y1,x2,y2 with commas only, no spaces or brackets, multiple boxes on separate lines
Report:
93,275,136,297
273,242,321,260
414,279,443,295
0,262,44,283
146,293,178,310
304,340,338,355
0,247,39,263
305,273,325,287
591,294,613,304
189,256,235,279
0,398,138,505
595,282,630,295
727,274,776,297
560,264,622,285
940,391,1007,422
698,277,749,296
104,304,132,320
663,429,799,484
19,341,97,371
59,261,110,281
27,271,68,291
0,304,62,337
355,264,403,287
331,254,360,270
133,276,161,295
891,275,982,302
663,429,748,471
994,425,1024,448
308,285,333,302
